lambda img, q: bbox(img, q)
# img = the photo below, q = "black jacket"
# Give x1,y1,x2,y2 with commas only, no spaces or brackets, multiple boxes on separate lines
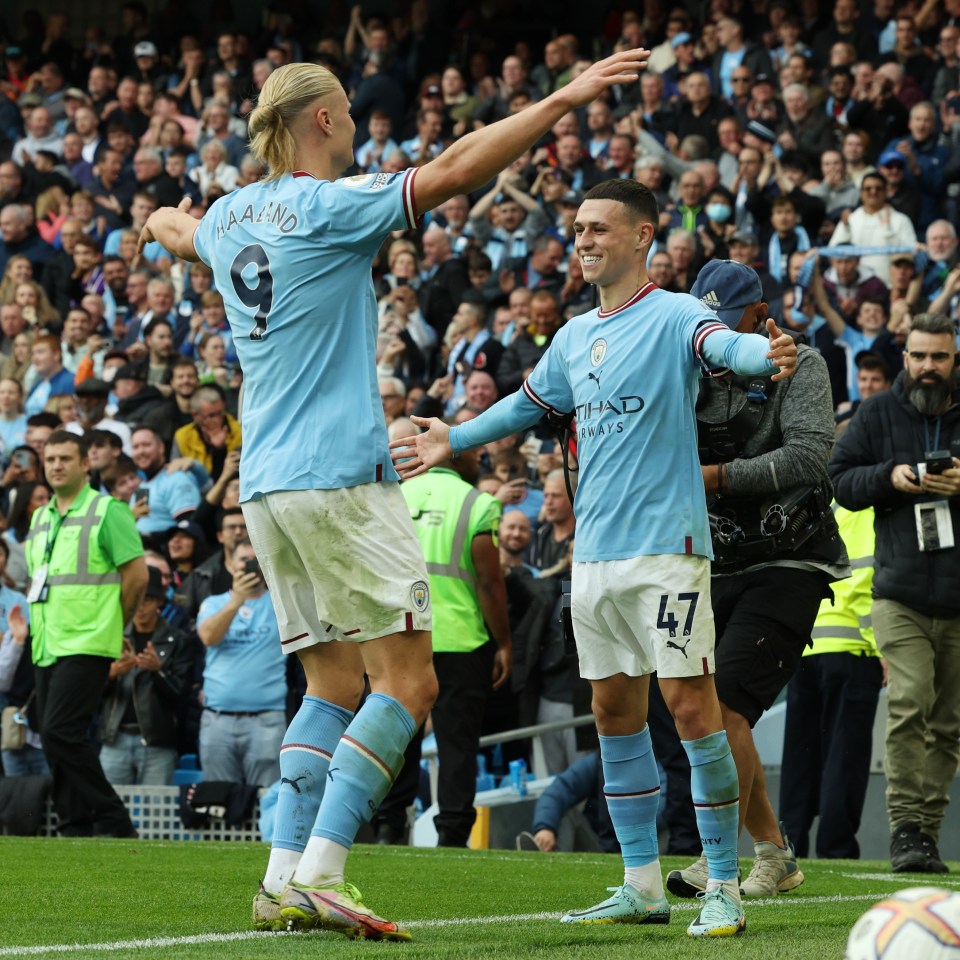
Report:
177,551,231,620
829,374,960,616
99,616,195,748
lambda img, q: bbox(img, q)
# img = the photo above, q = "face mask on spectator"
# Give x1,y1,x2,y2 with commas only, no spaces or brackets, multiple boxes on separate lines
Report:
707,203,732,224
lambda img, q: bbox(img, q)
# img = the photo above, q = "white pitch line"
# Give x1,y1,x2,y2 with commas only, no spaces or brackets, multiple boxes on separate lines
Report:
838,872,960,887
0,893,911,957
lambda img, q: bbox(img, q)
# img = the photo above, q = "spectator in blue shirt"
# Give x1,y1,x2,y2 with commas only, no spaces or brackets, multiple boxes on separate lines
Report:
24,335,74,417
130,425,201,537
197,539,286,787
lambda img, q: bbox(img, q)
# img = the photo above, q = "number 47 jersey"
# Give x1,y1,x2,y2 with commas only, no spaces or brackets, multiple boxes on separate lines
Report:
192,169,420,503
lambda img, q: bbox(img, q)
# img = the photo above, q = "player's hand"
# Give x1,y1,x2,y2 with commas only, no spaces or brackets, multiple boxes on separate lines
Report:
138,196,192,255
920,459,960,497
491,646,512,689
559,48,650,109
389,416,452,479
891,463,922,494
765,319,797,380
533,828,558,852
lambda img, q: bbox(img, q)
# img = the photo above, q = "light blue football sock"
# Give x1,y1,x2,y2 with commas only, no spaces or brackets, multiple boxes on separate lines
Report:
599,726,661,868
682,730,740,881
271,695,354,853
311,692,416,849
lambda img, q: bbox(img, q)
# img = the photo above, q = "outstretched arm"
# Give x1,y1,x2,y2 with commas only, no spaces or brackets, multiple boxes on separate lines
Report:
413,48,650,213
138,196,201,263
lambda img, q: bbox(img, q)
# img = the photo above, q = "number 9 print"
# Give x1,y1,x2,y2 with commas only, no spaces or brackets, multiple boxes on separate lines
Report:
230,243,274,340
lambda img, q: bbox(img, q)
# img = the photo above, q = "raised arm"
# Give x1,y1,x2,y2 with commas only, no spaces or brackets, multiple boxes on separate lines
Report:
808,256,847,338
413,48,650,214
138,196,201,263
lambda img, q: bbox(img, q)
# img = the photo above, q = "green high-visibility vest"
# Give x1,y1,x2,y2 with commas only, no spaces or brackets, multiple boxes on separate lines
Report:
26,485,126,666
402,468,501,654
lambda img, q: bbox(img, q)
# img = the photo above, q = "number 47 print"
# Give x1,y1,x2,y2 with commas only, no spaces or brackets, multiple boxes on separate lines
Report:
656,592,699,639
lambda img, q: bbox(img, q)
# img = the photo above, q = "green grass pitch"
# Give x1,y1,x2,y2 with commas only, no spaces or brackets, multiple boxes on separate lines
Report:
0,837,955,959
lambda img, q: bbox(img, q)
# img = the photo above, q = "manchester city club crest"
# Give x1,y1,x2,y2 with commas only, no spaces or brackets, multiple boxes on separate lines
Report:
411,580,430,611
590,338,607,366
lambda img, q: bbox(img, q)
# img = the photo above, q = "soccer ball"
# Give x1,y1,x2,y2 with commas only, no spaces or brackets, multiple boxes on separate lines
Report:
845,887,960,960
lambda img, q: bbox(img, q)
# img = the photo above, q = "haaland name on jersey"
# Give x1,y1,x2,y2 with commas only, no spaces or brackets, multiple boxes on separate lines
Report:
214,200,300,240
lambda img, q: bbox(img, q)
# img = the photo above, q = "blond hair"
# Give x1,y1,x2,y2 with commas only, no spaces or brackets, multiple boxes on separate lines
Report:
248,63,342,181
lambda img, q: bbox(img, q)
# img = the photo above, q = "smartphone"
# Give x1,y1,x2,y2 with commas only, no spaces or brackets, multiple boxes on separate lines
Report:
396,277,409,287
925,451,954,475
13,451,31,470
243,557,261,579
133,488,149,505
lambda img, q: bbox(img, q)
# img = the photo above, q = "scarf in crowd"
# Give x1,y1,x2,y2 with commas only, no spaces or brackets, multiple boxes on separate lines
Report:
792,243,920,311
768,225,811,282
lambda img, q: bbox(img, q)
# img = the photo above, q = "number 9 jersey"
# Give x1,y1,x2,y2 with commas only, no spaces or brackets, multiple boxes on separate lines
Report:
192,168,421,503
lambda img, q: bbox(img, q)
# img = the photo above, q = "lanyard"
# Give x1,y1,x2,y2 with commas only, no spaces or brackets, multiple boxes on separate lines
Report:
925,417,942,453
43,506,70,564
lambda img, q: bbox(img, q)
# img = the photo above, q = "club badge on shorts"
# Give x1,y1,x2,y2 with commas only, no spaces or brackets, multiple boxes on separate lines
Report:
411,580,430,612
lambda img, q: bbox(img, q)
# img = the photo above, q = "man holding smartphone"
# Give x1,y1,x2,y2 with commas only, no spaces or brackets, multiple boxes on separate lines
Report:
196,539,285,787
831,312,960,874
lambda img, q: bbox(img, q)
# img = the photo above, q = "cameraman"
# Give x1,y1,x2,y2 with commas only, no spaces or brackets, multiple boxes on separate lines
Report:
668,260,848,901
830,312,960,875
197,539,285,787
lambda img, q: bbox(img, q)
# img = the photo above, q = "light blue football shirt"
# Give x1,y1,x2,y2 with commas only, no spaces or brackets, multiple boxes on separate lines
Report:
450,282,779,562
192,168,420,502
198,590,286,712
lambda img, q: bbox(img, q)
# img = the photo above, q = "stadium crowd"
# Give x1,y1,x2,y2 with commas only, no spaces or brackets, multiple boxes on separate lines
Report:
0,0,959,879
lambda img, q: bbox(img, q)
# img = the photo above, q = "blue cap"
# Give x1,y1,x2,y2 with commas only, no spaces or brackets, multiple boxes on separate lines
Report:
878,148,905,167
671,31,693,48
690,259,763,329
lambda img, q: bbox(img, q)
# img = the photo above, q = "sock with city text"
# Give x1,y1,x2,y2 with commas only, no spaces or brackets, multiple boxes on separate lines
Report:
682,730,740,883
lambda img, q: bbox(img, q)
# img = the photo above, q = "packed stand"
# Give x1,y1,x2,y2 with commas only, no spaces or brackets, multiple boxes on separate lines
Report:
0,2,956,870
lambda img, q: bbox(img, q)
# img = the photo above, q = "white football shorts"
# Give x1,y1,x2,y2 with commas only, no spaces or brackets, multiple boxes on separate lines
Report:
571,553,715,680
242,482,431,654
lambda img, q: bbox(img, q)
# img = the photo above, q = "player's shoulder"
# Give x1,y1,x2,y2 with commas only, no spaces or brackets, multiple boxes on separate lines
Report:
329,170,408,198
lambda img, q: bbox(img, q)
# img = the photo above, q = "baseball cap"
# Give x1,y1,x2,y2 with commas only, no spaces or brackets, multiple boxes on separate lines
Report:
74,377,111,397
890,252,915,266
745,120,776,144
114,363,146,382
422,83,442,97
18,93,44,108
878,149,905,167
729,229,759,246
753,72,773,86
560,189,583,206
690,259,763,329
144,566,166,600
671,32,693,48
166,518,207,549
134,41,158,58
64,87,91,102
